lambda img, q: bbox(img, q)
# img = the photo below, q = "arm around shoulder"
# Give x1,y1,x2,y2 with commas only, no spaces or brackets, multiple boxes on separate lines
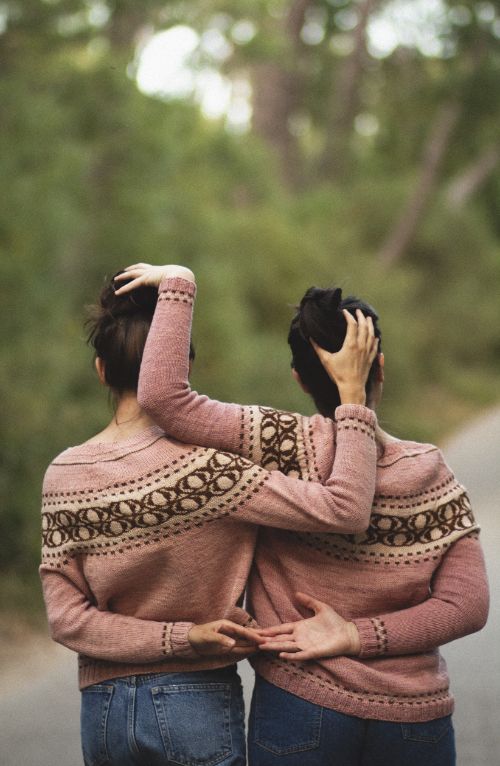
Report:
238,402,378,534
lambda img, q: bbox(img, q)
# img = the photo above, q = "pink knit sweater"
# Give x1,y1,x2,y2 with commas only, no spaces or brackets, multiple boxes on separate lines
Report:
40,343,378,685
136,276,489,723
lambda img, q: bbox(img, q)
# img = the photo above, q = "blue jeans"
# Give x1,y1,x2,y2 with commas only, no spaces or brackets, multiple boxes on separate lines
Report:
81,666,246,766
248,676,456,766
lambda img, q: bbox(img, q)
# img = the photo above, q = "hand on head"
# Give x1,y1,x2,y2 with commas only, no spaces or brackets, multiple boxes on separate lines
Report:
311,309,379,406
114,263,195,295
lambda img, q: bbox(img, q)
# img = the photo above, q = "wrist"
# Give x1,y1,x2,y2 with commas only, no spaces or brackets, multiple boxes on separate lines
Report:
171,621,198,658
187,624,200,650
338,386,366,406
187,624,207,658
163,266,195,283
346,622,361,656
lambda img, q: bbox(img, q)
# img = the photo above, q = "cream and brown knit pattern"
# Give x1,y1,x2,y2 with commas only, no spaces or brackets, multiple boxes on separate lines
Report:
287,480,477,566
240,405,322,481
41,447,265,567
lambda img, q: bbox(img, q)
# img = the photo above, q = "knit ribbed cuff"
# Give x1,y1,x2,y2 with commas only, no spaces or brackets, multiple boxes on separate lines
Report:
225,605,260,630
353,617,388,658
163,621,198,659
159,276,197,299
335,404,377,430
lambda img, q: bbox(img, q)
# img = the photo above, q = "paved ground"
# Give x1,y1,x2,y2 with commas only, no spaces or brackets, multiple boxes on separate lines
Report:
1,408,499,765
438,408,500,765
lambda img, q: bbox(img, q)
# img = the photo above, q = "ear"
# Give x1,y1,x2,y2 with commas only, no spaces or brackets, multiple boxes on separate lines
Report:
292,367,310,394
95,357,106,386
377,352,385,383
367,353,384,410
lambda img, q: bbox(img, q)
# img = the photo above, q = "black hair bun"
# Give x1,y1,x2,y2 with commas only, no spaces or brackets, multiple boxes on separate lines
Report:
298,286,346,352
299,286,339,310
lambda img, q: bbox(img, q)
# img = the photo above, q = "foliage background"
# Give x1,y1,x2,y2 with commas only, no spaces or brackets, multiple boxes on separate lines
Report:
1,0,499,613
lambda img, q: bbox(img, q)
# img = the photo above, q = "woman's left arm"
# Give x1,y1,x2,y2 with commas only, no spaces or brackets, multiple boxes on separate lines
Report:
40,563,262,663
258,533,489,660
353,532,489,658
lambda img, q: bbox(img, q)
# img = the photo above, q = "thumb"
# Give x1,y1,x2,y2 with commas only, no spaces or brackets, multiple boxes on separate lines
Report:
295,591,325,614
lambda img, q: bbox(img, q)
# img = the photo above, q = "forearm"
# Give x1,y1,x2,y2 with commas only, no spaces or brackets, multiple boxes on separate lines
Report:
138,277,244,454
353,534,489,658
41,570,196,662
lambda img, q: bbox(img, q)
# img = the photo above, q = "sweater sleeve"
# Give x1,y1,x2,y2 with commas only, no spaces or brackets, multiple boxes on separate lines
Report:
137,277,245,457
138,277,366,482
352,533,489,658
40,561,197,662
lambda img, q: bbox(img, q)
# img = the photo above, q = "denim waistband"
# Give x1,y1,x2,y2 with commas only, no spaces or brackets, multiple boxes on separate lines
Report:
105,664,239,687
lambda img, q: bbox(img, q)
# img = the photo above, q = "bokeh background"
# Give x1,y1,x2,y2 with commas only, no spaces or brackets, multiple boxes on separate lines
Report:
0,0,499,763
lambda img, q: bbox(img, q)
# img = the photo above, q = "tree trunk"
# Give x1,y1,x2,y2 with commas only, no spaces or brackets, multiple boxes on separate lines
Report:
106,2,152,52
378,101,462,267
251,64,301,186
320,0,378,180
251,0,314,187
446,145,500,209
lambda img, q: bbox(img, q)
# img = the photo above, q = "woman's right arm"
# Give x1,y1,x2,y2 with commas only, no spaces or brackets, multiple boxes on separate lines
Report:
40,563,261,663
117,266,376,482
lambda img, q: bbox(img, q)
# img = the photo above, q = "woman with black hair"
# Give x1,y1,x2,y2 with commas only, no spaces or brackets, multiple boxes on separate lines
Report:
118,263,489,766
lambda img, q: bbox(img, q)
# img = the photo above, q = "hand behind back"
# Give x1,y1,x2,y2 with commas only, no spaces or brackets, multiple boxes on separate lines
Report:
255,592,361,661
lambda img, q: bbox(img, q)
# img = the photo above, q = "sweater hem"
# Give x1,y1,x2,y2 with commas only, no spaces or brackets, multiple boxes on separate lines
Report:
253,659,454,723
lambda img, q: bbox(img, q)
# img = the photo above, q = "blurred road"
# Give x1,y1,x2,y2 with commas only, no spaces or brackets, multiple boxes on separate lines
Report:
1,408,499,766
439,407,500,766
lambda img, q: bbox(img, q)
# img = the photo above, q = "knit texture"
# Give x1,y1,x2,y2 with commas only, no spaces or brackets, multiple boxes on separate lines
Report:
41,352,377,687
136,276,489,723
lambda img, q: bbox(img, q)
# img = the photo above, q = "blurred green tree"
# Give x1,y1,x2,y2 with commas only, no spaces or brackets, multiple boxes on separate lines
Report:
0,0,498,609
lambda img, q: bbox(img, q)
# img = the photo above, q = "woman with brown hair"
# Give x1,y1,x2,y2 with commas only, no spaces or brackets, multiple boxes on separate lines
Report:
40,266,380,765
